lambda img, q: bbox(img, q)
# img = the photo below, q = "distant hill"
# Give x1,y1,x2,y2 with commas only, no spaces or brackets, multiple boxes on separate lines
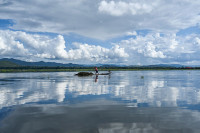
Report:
0,58,83,67
0,60,19,67
0,58,189,68
0,58,127,68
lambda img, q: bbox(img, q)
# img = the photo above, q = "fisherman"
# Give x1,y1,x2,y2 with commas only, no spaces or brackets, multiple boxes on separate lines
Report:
95,67,99,74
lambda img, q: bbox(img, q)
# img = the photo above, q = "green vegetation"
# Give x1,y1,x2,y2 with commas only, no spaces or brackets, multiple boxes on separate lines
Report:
75,72,94,76
0,68,93,73
0,66,200,73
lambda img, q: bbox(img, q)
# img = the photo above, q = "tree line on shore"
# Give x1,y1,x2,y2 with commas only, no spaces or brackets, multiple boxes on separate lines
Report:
0,66,199,70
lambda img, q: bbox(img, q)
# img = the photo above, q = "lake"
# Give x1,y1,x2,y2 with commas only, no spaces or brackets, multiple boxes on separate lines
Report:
0,70,200,133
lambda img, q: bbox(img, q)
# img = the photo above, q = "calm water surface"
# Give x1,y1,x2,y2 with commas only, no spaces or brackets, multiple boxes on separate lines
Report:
0,71,200,133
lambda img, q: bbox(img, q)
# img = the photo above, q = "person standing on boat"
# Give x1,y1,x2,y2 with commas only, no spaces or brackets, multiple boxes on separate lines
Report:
95,67,99,74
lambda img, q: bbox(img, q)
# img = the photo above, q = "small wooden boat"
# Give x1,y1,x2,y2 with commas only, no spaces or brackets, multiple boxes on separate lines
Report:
95,72,111,75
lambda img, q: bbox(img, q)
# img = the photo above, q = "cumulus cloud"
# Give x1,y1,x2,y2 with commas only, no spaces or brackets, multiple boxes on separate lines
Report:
0,30,68,59
0,0,200,39
117,32,200,65
1,30,200,65
0,30,128,63
0,31,28,57
68,43,128,62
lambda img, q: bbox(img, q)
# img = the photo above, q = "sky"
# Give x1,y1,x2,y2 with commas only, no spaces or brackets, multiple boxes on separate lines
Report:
0,0,200,65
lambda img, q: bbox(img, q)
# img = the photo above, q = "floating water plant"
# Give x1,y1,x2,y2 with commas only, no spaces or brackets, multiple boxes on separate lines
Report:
75,72,94,76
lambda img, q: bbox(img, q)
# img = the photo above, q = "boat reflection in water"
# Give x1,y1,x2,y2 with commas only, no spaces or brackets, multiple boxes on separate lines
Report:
0,71,200,132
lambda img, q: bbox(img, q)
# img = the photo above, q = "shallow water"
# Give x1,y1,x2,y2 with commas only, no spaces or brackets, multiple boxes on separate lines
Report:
0,71,200,133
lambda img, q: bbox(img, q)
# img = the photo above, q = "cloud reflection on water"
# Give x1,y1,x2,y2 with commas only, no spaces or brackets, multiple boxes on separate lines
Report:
0,71,200,109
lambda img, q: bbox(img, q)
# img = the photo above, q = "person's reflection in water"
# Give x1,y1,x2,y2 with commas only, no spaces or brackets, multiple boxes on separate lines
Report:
108,70,111,79
95,75,98,82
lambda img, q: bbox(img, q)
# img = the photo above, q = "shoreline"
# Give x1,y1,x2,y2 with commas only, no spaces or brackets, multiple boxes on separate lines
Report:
0,68,199,73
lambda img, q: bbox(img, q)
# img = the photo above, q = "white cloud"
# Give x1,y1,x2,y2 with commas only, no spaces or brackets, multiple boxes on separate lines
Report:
0,30,68,59
0,31,28,57
0,0,200,39
117,32,200,65
0,30,128,64
67,42,128,63
1,30,200,65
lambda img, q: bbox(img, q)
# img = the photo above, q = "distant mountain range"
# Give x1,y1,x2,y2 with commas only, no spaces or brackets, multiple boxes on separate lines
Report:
0,58,191,68
0,60,19,67
0,58,83,67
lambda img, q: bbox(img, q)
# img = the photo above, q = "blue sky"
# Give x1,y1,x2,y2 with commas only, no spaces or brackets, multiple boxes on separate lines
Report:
0,0,200,65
